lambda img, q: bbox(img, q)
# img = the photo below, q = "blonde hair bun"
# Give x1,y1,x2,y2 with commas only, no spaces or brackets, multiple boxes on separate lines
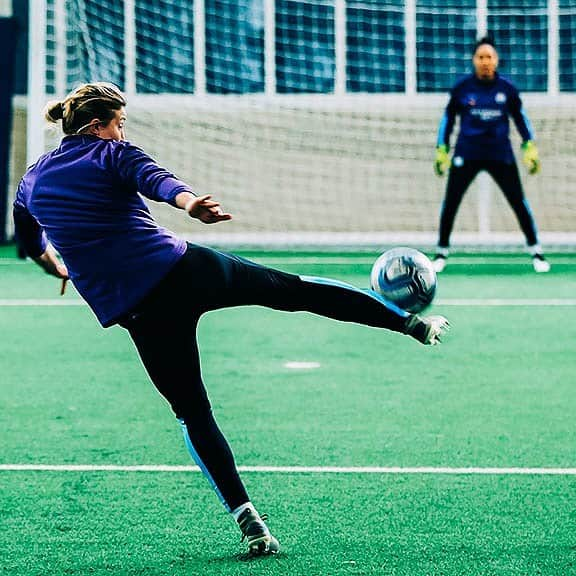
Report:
44,100,65,123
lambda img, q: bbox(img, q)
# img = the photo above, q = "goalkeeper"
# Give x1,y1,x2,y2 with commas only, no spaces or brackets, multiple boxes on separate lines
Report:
13,82,449,558
433,36,549,273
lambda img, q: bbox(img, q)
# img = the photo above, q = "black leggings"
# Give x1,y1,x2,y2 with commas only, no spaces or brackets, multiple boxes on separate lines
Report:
438,160,539,248
120,243,408,511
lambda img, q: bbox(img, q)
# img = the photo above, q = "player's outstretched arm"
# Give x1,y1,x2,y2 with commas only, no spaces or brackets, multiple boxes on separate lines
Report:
175,192,232,224
404,314,450,345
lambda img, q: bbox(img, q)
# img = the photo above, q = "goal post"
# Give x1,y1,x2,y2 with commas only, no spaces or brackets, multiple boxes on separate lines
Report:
0,12,18,243
10,0,576,250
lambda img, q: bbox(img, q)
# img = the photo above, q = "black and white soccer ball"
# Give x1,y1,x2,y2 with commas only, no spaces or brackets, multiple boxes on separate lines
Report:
370,247,437,313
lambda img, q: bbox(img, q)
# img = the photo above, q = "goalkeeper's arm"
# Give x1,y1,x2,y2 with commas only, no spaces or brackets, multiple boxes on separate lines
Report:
509,88,540,175
434,104,456,176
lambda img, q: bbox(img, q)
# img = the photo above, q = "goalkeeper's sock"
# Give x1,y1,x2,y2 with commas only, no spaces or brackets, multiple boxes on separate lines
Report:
528,244,544,257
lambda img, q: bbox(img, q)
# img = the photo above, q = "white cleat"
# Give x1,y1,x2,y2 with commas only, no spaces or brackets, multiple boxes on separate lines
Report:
432,256,447,273
532,255,550,273
421,315,450,345
405,315,450,346
237,508,280,556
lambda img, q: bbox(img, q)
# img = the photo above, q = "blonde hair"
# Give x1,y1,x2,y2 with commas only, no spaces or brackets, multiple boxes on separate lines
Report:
44,82,127,135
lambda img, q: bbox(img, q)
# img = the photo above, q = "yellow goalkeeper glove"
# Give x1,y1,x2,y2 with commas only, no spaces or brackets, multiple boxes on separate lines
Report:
522,140,540,175
434,144,450,176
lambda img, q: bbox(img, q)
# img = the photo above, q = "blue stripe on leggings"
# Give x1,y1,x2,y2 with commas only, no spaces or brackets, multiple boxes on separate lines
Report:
178,418,230,511
522,198,539,238
299,275,409,318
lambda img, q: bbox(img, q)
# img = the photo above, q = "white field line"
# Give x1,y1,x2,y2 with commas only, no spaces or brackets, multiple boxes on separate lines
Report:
255,257,576,266
0,299,85,306
0,464,575,475
438,299,576,306
1,298,576,307
3,257,576,267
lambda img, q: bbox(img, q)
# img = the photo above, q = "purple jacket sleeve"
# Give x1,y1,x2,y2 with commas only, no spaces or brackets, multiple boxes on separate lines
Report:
112,142,193,205
13,178,48,258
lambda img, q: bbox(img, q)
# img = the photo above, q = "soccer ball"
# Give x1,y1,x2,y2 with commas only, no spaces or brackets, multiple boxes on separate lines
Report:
370,247,437,313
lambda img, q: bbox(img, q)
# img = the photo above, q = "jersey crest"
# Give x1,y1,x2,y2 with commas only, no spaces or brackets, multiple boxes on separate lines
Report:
495,92,507,104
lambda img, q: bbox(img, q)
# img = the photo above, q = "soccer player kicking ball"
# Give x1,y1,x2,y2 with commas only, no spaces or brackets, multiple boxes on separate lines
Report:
13,82,449,557
433,36,550,274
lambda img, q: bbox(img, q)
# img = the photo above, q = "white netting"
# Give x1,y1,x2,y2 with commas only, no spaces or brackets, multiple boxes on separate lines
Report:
10,0,576,247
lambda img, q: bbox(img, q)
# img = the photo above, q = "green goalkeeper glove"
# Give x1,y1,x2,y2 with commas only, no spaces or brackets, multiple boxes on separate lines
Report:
434,144,450,176
521,140,540,175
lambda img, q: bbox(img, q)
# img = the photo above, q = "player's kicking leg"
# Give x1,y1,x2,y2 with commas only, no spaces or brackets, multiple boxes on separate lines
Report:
184,246,449,345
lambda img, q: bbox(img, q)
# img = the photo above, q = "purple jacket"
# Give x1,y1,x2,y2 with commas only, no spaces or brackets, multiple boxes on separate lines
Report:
13,135,188,327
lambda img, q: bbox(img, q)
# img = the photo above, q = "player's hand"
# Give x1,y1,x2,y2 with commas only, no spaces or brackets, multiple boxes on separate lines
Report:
185,194,232,224
33,248,68,279
33,247,69,293
405,314,450,346
522,140,540,175
434,145,450,177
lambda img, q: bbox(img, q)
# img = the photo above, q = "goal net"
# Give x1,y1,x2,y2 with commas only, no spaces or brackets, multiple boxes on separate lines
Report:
10,0,576,248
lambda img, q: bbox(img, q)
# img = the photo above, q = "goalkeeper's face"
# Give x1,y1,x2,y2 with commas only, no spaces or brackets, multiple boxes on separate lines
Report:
473,44,498,81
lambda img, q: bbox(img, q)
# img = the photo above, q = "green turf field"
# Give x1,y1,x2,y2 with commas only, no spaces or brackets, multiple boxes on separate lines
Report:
1,245,576,575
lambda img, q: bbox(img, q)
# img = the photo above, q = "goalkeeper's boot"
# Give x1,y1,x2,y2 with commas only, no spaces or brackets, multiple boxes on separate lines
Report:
405,314,450,346
432,247,449,273
237,508,280,556
432,255,447,273
532,254,550,273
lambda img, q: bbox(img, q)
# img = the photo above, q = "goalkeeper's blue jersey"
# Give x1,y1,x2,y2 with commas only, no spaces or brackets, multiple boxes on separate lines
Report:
437,73,535,163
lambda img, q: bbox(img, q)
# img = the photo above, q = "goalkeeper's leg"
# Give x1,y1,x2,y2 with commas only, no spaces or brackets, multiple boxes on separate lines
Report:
488,162,550,272
435,161,481,271
488,162,539,245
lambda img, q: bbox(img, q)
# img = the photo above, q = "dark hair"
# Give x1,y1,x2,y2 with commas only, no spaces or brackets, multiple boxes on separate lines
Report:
474,36,496,54
44,82,127,135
